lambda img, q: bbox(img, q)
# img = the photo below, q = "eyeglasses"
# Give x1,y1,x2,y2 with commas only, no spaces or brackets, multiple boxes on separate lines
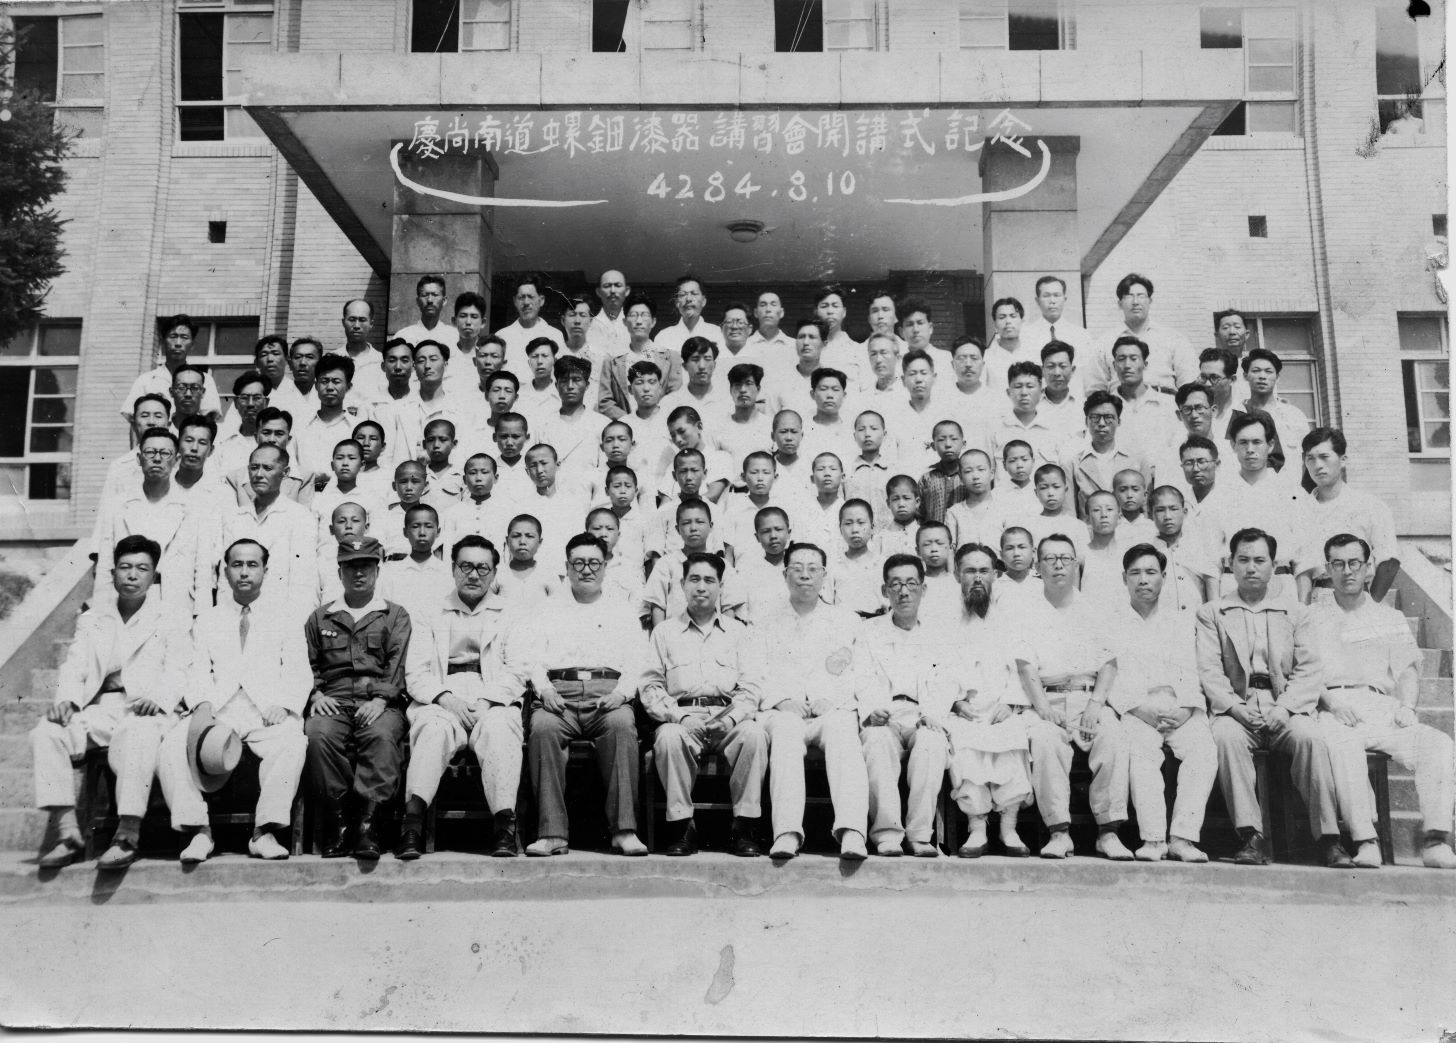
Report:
455,562,494,577
1326,559,1367,572
171,384,203,394
1198,373,1230,384
1181,404,1212,415
886,579,922,592
1040,554,1076,567
1087,413,1119,425
234,393,267,404
140,448,175,459
568,558,605,573
723,320,751,329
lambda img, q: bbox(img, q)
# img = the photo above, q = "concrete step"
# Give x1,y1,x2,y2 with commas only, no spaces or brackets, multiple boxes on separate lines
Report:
1419,677,1451,707
0,809,46,852
0,698,50,736
1389,810,1429,866
1406,615,1424,643
1416,705,1454,738
1420,649,1452,678
0,767,32,807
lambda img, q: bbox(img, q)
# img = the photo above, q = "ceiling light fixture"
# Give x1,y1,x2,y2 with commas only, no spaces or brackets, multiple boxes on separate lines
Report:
726,219,766,243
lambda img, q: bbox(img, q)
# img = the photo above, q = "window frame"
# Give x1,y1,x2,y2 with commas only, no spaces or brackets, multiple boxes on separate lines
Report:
154,317,261,412
10,13,106,138
1240,312,1325,426
0,321,82,503
959,0,1074,51
1398,313,1450,459
1203,5,1300,137
175,2,275,143
408,0,514,53
1374,5,1446,135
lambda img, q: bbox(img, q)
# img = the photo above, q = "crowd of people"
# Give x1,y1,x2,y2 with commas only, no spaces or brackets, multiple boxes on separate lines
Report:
28,268,1455,872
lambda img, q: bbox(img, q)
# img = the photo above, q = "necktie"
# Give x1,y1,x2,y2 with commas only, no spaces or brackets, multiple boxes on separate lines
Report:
1050,324,1057,341
239,604,251,649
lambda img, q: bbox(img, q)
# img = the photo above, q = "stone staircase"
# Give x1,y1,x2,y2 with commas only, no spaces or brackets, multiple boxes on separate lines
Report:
0,569,1450,860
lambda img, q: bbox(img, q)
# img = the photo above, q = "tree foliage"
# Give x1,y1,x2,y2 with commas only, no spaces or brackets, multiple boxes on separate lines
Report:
0,24,72,346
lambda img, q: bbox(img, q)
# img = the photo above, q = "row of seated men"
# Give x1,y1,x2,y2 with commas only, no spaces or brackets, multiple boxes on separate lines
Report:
31,522,1456,871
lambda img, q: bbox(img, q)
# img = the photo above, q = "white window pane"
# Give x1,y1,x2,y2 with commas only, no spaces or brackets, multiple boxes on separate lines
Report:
227,14,273,46
1248,65,1294,93
61,42,105,74
1425,422,1450,449
961,14,1008,47
826,19,874,49
1246,100,1295,133
645,0,691,20
462,22,510,50
59,72,104,102
61,14,104,47
1247,38,1292,64
463,0,512,21
1260,317,1313,356
1399,315,1446,353
225,107,263,139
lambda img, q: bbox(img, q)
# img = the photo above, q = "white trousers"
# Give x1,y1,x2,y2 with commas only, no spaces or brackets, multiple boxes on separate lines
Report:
1320,691,1454,837
1026,703,1130,828
762,709,868,842
652,717,768,821
1122,709,1217,843
157,699,306,831
31,694,172,819
861,716,948,845
405,702,523,815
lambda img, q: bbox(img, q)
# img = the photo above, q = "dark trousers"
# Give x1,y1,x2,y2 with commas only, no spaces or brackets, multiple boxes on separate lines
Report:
305,702,406,804
528,703,639,839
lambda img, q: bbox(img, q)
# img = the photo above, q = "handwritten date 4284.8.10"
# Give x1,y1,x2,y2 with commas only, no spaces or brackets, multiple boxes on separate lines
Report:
647,170,858,203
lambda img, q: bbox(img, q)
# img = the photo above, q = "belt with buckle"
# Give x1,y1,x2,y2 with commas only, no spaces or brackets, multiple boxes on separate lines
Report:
1247,673,1274,690
892,694,919,705
1045,681,1096,694
1328,683,1384,696
548,668,622,683
446,661,481,675
677,695,730,707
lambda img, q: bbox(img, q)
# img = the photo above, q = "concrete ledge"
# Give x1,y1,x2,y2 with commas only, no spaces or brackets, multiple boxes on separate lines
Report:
0,542,89,693
2,850,1451,908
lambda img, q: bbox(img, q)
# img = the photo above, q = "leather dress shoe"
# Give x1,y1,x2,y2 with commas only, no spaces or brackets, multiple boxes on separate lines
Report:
96,837,139,871
394,826,424,860
490,812,518,858
1234,832,1271,866
664,820,698,857
353,801,383,860
320,801,350,859
1322,838,1354,869
730,818,763,857
37,836,84,869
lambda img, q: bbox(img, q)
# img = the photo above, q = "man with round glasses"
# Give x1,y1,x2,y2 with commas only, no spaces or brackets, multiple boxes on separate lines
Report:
396,536,530,859
525,533,648,857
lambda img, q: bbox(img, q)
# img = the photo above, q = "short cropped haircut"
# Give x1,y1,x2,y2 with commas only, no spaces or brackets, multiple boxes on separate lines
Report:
882,553,926,582
1122,542,1167,572
682,550,726,581
451,534,499,567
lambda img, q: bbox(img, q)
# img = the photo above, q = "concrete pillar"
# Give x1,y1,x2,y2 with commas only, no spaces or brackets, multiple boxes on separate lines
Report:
388,146,496,333
979,135,1082,334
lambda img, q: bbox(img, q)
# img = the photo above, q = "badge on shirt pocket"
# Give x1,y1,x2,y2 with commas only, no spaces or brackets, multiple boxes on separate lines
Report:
825,647,852,676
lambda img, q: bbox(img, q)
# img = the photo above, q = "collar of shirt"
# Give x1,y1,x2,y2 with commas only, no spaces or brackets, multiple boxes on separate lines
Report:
1217,593,1288,616
326,595,389,619
92,595,163,629
445,589,499,616
677,609,728,635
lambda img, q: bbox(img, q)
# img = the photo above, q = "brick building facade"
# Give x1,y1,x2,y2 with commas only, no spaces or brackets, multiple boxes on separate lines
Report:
0,0,1447,539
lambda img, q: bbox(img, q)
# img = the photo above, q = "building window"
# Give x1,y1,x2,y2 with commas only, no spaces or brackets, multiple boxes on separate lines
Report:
775,0,879,52
0,322,81,501
1375,7,1444,133
1204,6,1298,136
1399,314,1449,456
154,317,260,410
177,6,273,142
1247,215,1268,237
409,0,512,52
11,14,105,137
960,0,1073,50
1242,314,1323,424
590,0,695,51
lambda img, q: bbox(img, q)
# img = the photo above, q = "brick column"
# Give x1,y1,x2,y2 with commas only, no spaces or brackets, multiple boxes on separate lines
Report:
979,135,1082,332
388,147,496,331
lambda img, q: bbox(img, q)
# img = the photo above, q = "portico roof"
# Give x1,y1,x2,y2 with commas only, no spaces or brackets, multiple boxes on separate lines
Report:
237,49,1243,283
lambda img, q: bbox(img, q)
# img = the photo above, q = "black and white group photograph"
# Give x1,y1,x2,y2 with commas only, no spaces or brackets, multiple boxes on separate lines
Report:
0,0,1451,1039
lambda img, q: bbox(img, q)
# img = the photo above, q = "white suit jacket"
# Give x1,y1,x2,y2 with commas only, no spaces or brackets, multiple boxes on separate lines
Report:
93,489,206,615
186,595,311,716
55,596,190,712
403,591,529,709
